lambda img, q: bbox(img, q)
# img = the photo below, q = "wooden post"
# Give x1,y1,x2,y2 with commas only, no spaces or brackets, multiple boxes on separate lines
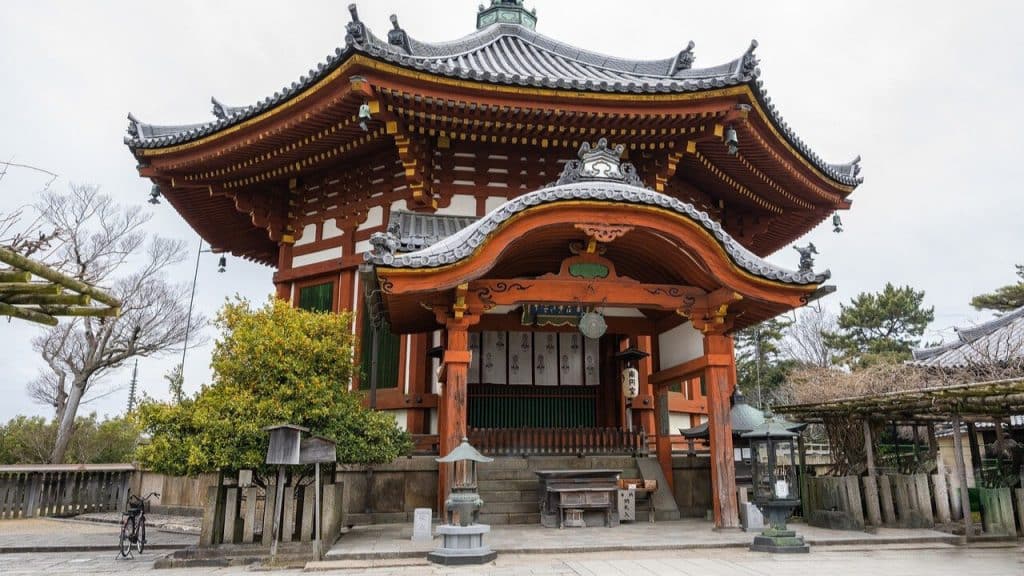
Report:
952,414,972,542
927,423,943,475
863,419,876,478
703,333,739,529
269,466,286,558
314,463,321,559
966,422,983,488
436,312,478,512
798,434,809,520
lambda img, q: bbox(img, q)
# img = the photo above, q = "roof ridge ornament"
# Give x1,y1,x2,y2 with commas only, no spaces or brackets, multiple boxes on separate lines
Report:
793,243,818,273
671,41,696,73
555,138,645,187
387,14,411,54
477,0,537,31
346,4,367,46
741,39,759,77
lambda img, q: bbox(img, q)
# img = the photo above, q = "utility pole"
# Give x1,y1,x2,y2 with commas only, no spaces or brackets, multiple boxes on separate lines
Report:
126,359,139,414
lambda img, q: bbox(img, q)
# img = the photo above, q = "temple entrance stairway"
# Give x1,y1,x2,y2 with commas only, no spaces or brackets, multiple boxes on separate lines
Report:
477,455,679,525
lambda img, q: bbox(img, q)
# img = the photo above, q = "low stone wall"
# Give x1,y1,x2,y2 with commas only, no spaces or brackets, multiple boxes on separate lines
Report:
335,456,438,523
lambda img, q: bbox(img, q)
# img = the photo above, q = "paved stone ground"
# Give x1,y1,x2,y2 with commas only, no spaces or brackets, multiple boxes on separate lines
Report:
0,518,197,553
325,519,961,559
0,545,1019,575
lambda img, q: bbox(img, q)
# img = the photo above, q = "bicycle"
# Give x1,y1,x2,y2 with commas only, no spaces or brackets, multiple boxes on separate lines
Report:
118,491,159,558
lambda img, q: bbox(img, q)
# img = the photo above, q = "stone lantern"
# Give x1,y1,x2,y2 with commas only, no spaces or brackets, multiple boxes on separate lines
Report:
741,412,809,553
428,437,496,565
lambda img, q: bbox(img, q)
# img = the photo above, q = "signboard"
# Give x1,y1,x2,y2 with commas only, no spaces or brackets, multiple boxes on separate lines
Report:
521,304,583,327
299,436,338,464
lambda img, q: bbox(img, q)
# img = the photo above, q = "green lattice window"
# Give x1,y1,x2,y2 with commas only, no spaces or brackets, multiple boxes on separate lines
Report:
358,304,400,390
298,282,333,313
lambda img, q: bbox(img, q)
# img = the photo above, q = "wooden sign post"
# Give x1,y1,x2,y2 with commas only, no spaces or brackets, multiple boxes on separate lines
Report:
300,435,337,559
264,424,308,561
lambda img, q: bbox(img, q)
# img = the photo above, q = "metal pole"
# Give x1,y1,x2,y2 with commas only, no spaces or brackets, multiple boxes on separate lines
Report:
180,237,203,380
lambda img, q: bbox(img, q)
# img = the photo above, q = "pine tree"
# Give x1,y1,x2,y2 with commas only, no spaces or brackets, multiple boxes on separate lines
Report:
971,264,1024,313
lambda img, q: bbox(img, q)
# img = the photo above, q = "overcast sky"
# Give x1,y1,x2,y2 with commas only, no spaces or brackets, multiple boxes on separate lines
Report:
1,0,1022,422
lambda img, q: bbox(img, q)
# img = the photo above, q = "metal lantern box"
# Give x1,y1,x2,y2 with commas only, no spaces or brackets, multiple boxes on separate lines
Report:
264,424,309,465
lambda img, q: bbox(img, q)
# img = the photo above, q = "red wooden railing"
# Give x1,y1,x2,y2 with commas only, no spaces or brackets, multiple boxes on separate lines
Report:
468,427,648,456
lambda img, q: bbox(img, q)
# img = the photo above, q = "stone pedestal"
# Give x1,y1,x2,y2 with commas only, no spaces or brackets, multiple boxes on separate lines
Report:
750,499,809,553
427,524,496,565
750,527,810,553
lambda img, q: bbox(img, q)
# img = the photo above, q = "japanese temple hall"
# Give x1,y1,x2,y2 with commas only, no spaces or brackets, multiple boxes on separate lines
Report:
124,1,860,528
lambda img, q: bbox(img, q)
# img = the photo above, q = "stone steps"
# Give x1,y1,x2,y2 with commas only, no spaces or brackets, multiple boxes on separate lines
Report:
474,456,642,525
483,490,538,503
478,512,540,525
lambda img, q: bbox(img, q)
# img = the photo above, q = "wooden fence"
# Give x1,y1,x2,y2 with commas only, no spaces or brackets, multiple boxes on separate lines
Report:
0,464,133,519
200,481,346,547
469,427,648,456
803,472,1023,536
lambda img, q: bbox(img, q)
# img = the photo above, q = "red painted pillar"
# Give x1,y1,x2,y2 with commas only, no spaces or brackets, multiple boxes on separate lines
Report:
703,333,739,529
436,315,477,512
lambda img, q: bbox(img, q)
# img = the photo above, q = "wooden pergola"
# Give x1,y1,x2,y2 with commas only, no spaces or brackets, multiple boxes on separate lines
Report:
0,246,120,326
777,378,1024,538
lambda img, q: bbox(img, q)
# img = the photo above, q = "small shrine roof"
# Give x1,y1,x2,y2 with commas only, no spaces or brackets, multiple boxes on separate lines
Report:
910,306,1024,369
365,139,830,286
124,4,861,188
388,211,478,253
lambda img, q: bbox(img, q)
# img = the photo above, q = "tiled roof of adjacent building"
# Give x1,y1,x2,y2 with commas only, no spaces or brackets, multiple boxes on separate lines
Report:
124,3,861,187
911,306,1024,368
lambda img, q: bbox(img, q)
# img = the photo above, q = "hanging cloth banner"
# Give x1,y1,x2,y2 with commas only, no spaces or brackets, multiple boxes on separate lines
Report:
521,303,583,327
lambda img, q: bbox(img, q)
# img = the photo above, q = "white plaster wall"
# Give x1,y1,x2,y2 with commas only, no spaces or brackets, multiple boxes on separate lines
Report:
391,409,408,432
354,239,372,254
484,195,508,214
358,205,383,231
429,409,438,435
670,413,694,435
658,322,704,371
435,194,476,216
294,223,317,247
291,246,342,268
322,218,344,239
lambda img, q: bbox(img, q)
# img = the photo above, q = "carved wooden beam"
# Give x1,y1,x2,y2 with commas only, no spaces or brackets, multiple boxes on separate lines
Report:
466,277,706,312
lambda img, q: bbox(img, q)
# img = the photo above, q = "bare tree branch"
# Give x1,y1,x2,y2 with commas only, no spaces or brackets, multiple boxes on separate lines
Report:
18,183,206,463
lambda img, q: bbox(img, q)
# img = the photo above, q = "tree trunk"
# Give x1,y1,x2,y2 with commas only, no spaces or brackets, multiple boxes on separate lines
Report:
50,381,85,463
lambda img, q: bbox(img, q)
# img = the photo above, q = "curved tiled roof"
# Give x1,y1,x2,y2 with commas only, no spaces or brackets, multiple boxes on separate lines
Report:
911,306,1024,368
365,159,830,286
124,5,861,188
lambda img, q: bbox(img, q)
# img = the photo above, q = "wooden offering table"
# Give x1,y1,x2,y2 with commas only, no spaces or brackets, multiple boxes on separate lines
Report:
535,469,621,528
